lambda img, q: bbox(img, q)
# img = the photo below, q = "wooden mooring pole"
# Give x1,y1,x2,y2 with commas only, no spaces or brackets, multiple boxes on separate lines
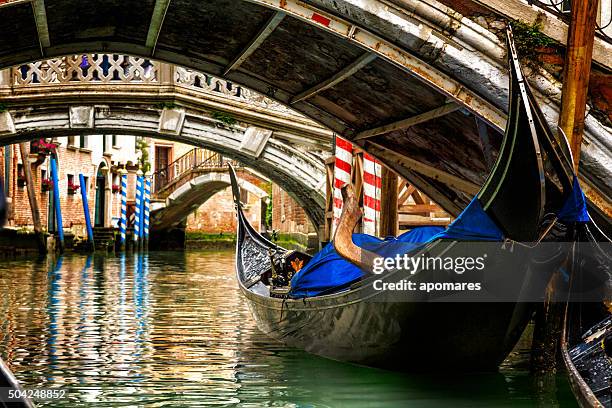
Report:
379,166,398,238
532,0,598,376
18,143,46,254
558,0,599,172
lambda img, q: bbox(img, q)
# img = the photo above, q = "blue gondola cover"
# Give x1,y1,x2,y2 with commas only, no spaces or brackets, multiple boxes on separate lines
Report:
558,176,590,223
289,198,506,298
289,226,444,298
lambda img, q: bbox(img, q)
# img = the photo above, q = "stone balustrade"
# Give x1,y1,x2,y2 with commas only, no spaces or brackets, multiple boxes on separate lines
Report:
10,54,300,118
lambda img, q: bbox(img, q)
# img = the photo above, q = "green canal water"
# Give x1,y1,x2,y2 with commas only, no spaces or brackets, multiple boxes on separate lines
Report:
0,251,578,407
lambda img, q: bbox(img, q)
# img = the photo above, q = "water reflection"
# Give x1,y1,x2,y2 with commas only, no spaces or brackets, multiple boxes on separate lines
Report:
0,252,576,407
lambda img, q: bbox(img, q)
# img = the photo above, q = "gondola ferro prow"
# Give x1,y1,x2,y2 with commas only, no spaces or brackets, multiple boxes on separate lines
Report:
333,184,379,274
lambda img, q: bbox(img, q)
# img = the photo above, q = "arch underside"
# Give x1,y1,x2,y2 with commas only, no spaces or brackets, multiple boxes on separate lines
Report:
3,104,327,230
0,0,609,220
152,171,268,231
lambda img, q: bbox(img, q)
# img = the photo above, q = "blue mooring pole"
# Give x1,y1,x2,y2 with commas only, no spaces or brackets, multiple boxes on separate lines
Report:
50,155,64,253
119,169,128,251
143,172,151,249
79,174,94,249
134,169,143,250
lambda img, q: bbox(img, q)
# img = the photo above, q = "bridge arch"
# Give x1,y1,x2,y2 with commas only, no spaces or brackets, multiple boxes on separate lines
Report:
3,104,327,230
152,171,268,231
0,0,609,216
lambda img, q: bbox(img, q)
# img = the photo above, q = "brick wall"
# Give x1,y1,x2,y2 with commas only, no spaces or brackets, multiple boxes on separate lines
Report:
185,186,262,233
272,183,314,234
2,142,143,238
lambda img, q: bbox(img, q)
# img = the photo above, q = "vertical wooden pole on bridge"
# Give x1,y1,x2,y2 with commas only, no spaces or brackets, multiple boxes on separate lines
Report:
531,0,599,377
379,166,398,238
558,0,599,172
18,143,46,254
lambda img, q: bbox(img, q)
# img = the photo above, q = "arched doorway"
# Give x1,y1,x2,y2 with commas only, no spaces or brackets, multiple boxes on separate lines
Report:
94,162,108,227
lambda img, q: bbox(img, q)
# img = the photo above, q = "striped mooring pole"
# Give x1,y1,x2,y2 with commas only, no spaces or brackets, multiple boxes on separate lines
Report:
143,171,151,249
119,168,128,251
134,169,143,250
362,153,382,237
332,135,353,237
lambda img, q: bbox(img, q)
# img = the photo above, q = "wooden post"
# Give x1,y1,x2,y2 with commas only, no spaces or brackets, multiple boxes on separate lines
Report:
380,166,398,237
531,0,599,376
558,0,599,172
18,143,46,254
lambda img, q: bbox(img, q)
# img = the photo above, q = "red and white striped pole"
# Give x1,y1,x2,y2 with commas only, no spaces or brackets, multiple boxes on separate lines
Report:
332,136,353,236
362,153,382,236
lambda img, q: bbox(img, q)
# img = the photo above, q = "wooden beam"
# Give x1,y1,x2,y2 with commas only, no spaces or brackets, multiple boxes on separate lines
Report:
18,143,46,253
31,0,50,54
224,11,286,76
399,204,440,214
475,117,494,170
366,141,480,195
398,184,416,205
353,102,460,141
146,0,172,55
380,167,398,237
290,53,377,104
400,218,449,227
558,0,598,173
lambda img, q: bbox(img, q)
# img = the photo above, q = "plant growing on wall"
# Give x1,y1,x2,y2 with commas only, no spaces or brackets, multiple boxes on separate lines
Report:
31,139,58,156
136,138,151,173
41,178,53,192
509,19,555,67
211,111,237,127
67,180,80,195
112,184,121,194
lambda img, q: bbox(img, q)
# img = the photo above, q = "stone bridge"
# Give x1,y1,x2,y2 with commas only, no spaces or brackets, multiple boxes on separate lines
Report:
0,0,610,223
0,55,328,228
149,151,268,231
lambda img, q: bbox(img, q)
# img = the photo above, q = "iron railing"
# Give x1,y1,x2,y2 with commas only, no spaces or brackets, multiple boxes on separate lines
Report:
525,0,611,42
152,148,237,194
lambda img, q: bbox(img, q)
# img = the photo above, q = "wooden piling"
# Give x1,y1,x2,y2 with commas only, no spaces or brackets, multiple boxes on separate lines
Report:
18,143,46,254
532,0,598,375
558,0,599,172
379,166,398,237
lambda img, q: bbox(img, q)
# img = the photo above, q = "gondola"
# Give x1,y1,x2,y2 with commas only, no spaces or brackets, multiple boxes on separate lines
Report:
230,28,581,371
561,221,611,407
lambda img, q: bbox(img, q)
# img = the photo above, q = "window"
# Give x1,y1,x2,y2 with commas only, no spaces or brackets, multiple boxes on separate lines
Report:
102,135,107,153
67,136,76,147
17,163,24,186
112,135,118,147
82,176,88,193
79,135,88,149
67,174,74,186
561,0,571,13
240,187,249,205
29,140,40,154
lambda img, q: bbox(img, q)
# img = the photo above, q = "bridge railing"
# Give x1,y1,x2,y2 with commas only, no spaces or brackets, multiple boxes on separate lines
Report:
522,0,611,41
10,54,301,117
13,55,158,85
153,148,237,194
